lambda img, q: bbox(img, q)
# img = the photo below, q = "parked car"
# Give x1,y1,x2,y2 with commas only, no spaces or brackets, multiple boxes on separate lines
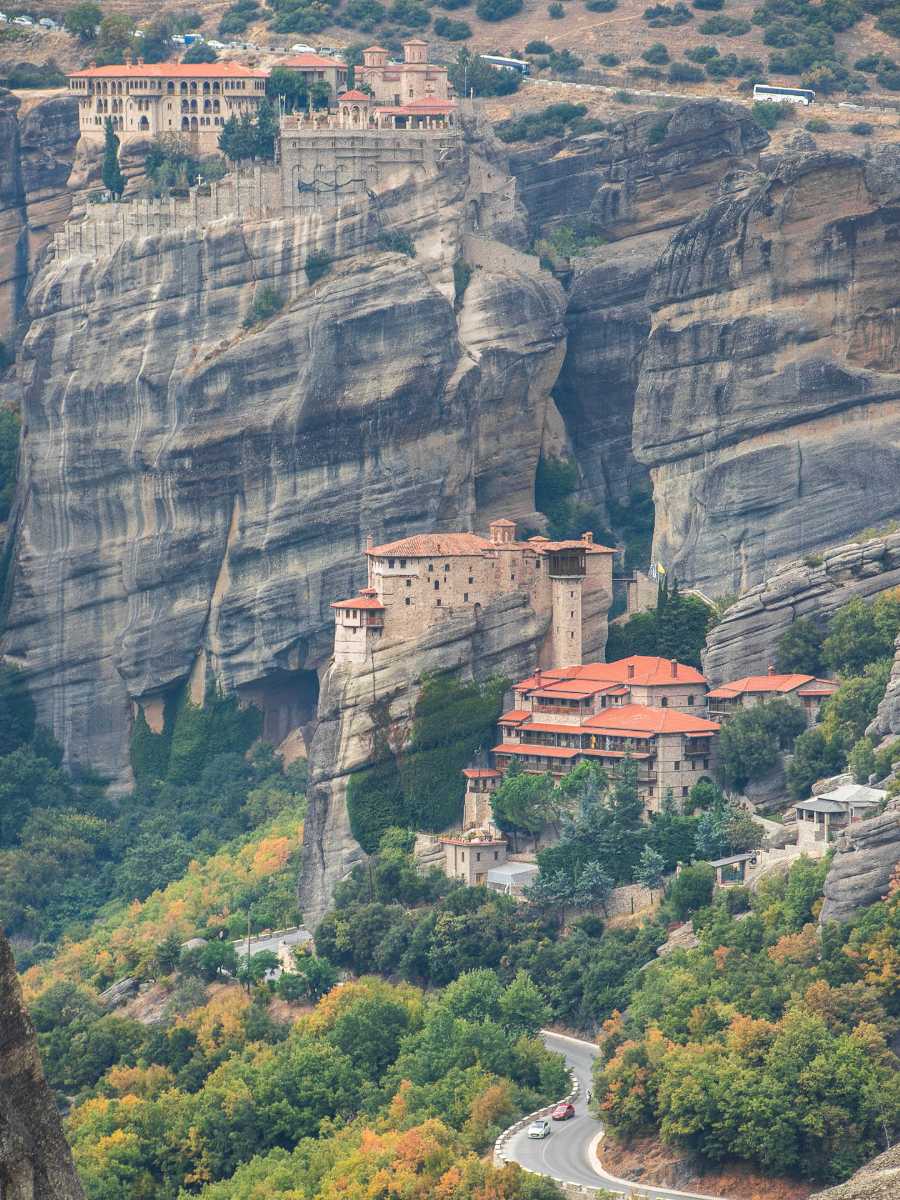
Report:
551,1102,575,1121
527,1119,551,1139
290,42,317,52
207,40,225,48
13,15,34,25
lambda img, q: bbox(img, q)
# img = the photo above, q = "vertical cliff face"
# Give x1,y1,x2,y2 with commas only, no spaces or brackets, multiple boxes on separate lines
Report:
0,90,79,340
507,100,769,524
3,123,567,788
0,931,85,1200
634,148,900,595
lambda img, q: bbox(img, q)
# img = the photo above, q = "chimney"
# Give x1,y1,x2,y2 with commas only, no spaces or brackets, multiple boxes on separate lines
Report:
627,663,635,680
137,56,144,65
365,533,373,552
671,659,678,678
582,531,593,545
768,664,775,676
534,668,542,688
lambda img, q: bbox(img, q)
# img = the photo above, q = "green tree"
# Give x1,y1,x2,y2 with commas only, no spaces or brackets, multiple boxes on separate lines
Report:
492,770,556,846
182,42,219,63
0,665,36,757
287,952,338,1000
716,700,806,792
499,969,550,1036
448,48,521,96
667,861,715,920
634,844,666,891
823,592,900,676
101,119,125,198
238,949,281,989
786,727,847,800
64,2,102,40
776,617,824,674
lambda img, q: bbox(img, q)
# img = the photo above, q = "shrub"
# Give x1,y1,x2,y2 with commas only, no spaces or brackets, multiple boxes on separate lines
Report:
630,65,665,79
305,251,332,283
805,117,831,131
667,861,715,920
548,48,583,71
378,230,416,256
752,99,786,128
389,0,431,25
476,0,523,18
586,0,617,8
643,41,670,63
855,54,891,72
849,120,874,134
526,38,553,51
548,2,565,16
878,65,900,89
693,0,723,7
597,51,621,64
646,117,671,143
643,2,694,24
244,285,284,326
182,42,219,63
6,60,67,88
433,15,472,35
877,6,900,36
699,14,750,32
686,43,719,60
669,60,704,80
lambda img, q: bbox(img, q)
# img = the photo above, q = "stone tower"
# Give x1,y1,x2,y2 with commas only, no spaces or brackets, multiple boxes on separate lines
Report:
404,38,428,64
548,535,593,668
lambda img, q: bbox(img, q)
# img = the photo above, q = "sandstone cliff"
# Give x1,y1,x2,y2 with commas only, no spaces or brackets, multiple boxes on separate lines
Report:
635,147,900,595
3,116,567,788
0,930,85,1200
819,803,900,924
703,530,900,684
0,90,79,340
809,1142,900,1200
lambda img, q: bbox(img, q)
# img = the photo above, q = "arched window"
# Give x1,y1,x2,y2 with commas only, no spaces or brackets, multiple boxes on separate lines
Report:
190,99,197,112
212,82,220,93
213,99,220,112
190,81,197,93
180,82,188,94
203,82,210,93
167,81,174,94
181,117,190,130
139,116,149,130
204,100,211,112
181,100,188,113
190,116,198,130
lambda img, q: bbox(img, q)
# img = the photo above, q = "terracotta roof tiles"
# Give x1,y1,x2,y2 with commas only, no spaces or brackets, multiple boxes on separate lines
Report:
69,62,267,78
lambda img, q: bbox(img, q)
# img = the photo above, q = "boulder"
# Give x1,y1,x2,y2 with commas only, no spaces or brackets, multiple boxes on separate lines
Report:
819,804,900,924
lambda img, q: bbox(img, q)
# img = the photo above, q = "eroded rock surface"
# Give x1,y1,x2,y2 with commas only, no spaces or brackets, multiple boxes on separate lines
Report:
703,531,900,683
3,121,565,789
635,148,900,595
819,803,900,923
810,1143,900,1200
0,931,85,1200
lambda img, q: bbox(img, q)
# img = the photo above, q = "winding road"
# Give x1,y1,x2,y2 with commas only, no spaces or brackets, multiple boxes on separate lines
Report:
503,1031,726,1200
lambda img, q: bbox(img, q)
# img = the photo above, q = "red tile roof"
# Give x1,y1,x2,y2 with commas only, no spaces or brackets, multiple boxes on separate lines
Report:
282,53,346,68
337,89,371,101
583,704,720,736
331,595,385,610
364,45,389,52
69,62,268,78
498,711,531,724
462,768,500,778
707,674,837,700
492,744,579,759
375,100,457,114
513,657,707,694
538,539,616,555
369,532,493,557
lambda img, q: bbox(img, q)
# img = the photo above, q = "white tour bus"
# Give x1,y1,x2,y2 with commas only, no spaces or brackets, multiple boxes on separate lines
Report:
479,54,530,75
753,83,816,105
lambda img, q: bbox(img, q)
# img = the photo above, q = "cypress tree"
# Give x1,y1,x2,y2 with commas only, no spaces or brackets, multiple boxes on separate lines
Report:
101,118,125,198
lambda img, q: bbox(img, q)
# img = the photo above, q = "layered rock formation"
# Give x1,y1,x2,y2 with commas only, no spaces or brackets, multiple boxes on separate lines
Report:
0,90,79,339
510,100,768,518
0,931,85,1200
869,632,900,740
819,803,900,924
635,148,900,595
3,117,566,789
703,531,900,684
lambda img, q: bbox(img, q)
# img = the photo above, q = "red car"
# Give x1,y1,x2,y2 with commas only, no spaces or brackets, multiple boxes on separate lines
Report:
551,1102,575,1121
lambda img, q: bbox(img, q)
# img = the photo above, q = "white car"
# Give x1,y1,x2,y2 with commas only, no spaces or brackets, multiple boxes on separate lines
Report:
527,1119,551,1139
13,15,33,25
207,39,225,49
38,17,57,27
290,42,317,52
0,13,9,22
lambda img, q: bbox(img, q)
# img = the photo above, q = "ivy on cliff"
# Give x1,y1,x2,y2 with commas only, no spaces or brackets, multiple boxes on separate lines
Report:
346,674,506,852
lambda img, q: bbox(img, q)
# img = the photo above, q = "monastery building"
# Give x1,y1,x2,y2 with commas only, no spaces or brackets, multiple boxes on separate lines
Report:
331,518,615,669
67,58,268,149
707,668,837,726
354,39,456,129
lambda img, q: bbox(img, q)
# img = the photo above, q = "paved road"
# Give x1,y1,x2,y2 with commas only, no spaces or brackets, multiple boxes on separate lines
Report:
504,1031,726,1199
234,927,312,960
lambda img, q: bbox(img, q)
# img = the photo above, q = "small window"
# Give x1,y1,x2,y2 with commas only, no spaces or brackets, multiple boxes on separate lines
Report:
570,611,574,618
436,599,441,606
434,580,439,590
703,758,709,770
464,592,469,602
570,631,575,639
468,576,474,584
494,850,499,860
674,761,680,771
511,573,516,581
688,694,695,706
570,590,574,598
477,852,481,862
405,597,411,606
661,697,668,708
444,563,450,572
406,578,412,587
428,563,433,572
682,786,689,797
400,559,406,568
